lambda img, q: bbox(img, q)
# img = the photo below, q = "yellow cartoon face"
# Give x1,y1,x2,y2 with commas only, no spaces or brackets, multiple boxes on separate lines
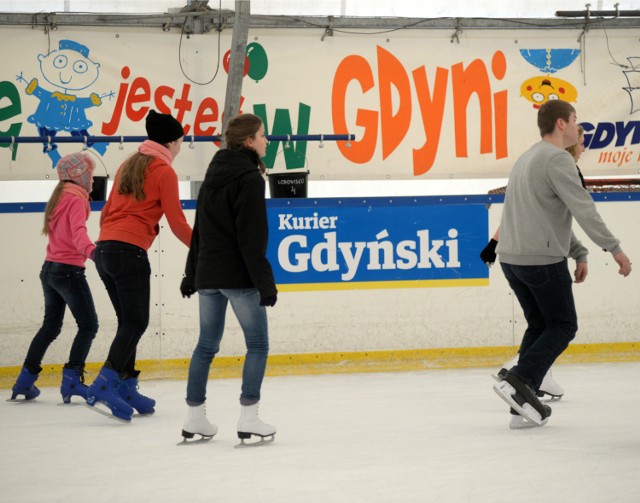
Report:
520,76,577,108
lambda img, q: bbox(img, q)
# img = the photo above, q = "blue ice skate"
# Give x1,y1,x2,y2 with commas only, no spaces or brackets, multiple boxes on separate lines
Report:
60,366,88,404
10,366,41,401
86,366,133,422
119,374,155,415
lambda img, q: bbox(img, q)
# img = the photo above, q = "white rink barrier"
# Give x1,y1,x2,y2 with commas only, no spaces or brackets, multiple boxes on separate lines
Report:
0,196,638,377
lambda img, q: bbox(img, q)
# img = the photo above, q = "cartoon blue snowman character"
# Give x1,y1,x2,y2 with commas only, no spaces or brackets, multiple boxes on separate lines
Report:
20,39,110,166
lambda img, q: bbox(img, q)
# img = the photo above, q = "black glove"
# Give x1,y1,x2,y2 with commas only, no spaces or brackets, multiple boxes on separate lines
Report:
480,239,498,266
259,294,277,307
180,277,196,299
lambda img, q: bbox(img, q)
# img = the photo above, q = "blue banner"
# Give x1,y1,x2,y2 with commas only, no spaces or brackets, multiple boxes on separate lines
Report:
267,196,489,291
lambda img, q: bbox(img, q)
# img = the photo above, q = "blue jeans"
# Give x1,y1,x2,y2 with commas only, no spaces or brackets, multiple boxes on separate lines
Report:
24,261,98,372
500,259,578,390
94,241,150,375
186,288,269,406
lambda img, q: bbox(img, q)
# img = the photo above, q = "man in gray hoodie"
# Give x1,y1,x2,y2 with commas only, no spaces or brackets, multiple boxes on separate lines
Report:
493,100,632,427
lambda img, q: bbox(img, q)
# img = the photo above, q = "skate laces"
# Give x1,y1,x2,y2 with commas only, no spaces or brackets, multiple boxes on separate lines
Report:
133,383,151,400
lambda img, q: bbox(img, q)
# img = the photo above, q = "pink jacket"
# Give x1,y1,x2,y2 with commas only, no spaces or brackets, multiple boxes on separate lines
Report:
45,190,95,267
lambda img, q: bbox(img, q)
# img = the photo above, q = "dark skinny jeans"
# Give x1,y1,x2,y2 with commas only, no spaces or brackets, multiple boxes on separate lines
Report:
500,259,578,390
94,240,150,376
24,261,98,373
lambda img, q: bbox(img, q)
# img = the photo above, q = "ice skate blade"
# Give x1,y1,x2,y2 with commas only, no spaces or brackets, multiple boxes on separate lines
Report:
60,395,87,405
6,398,39,403
537,391,563,401
493,381,545,426
509,415,546,430
134,410,155,417
178,430,215,445
84,402,132,423
235,433,276,448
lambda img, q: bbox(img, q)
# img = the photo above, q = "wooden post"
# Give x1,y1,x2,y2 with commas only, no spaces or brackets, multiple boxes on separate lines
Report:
221,0,250,148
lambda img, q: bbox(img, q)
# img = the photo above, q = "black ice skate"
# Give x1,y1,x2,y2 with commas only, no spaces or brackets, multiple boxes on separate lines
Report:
491,367,509,382
493,371,552,426
498,355,564,401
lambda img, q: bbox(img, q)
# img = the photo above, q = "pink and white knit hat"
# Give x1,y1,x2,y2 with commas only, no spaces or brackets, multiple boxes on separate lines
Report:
56,152,95,194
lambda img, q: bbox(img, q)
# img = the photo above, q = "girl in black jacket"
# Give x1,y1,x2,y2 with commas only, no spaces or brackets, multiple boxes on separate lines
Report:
181,113,278,443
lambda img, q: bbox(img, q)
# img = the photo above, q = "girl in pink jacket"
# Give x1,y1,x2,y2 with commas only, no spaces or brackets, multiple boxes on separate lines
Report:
10,152,99,403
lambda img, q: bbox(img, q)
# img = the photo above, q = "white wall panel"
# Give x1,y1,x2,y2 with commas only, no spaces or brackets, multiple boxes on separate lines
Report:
1,198,637,368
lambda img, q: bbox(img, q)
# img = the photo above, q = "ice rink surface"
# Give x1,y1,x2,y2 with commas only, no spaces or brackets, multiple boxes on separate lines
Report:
1,362,639,503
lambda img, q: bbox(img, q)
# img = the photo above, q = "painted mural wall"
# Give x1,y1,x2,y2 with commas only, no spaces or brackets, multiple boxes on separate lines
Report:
0,26,639,181
0,23,638,369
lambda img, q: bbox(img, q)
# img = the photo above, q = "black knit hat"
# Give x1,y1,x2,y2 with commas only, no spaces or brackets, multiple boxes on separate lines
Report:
145,109,184,144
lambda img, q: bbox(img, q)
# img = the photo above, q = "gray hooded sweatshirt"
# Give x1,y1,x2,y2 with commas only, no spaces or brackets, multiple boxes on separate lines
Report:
497,140,622,266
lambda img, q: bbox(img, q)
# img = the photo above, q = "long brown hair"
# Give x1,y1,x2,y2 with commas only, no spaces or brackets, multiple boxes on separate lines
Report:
565,125,585,158
117,152,154,200
224,113,267,174
42,181,67,235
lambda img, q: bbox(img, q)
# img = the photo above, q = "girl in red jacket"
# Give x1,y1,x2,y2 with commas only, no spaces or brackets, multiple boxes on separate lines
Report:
86,110,192,422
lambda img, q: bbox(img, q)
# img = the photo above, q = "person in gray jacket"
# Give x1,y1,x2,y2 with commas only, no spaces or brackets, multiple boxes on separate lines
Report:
483,125,588,427
492,100,632,428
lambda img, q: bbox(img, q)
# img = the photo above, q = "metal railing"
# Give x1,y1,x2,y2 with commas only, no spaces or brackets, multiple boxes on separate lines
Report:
0,133,355,151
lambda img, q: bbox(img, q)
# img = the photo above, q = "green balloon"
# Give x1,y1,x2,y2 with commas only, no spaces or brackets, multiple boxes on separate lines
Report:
246,42,268,82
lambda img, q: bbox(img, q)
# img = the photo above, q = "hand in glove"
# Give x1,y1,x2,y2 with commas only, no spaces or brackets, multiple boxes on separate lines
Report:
259,294,278,307
180,277,196,299
480,238,498,266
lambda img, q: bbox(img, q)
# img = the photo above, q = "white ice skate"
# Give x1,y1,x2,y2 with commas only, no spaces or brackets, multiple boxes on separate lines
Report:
503,355,519,369
237,403,276,445
538,369,564,400
181,403,218,442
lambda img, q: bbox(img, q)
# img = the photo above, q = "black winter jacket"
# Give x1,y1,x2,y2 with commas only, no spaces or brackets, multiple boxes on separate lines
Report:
184,148,277,298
